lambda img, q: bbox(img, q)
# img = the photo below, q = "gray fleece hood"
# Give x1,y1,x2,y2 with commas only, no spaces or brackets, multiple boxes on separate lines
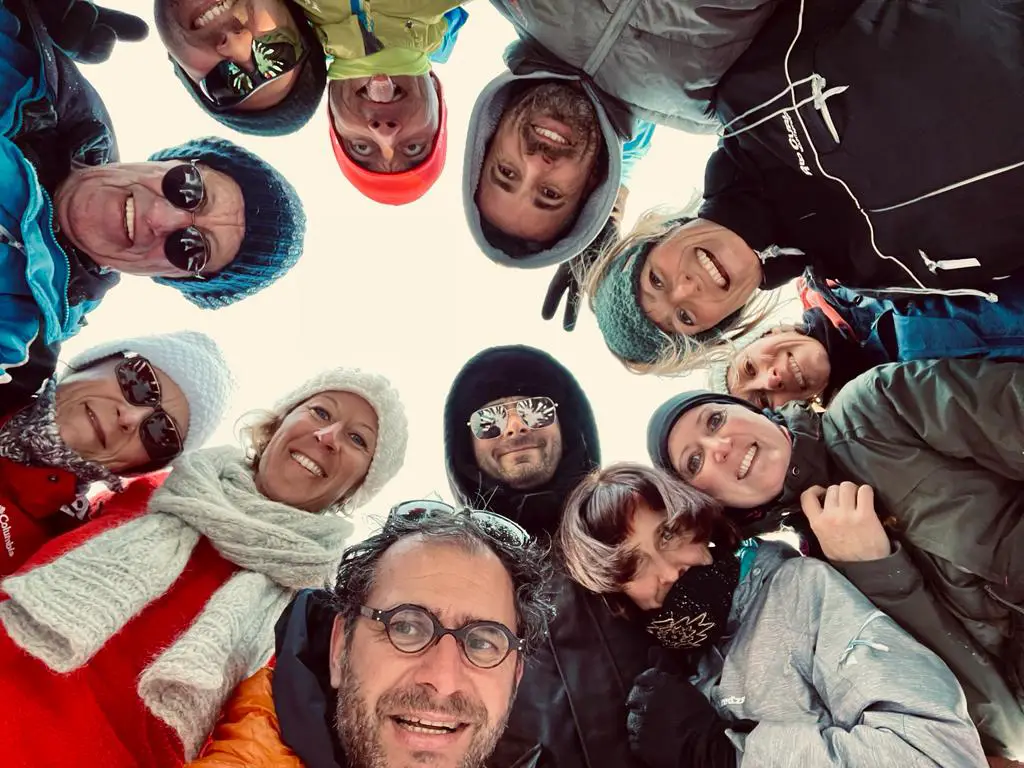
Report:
463,56,624,269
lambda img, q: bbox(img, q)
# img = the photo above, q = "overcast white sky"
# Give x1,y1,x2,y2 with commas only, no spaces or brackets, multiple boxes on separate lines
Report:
67,1,797,536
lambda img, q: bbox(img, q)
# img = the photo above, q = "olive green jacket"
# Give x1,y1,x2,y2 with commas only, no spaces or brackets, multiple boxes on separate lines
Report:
820,359,1024,756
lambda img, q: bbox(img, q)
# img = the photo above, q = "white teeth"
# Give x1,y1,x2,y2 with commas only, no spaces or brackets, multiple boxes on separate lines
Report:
396,716,458,734
291,451,325,478
788,355,807,389
737,444,757,480
533,125,568,144
696,248,728,289
124,195,134,243
195,0,234,28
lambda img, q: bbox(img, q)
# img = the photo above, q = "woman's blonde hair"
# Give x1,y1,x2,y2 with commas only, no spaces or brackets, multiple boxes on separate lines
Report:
236,409,283,469
581,202,780,376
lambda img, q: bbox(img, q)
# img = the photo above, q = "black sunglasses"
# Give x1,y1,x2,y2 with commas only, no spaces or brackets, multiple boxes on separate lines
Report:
389,499,530,548
160,161,212,277
467,397,558,440
359,603,524,669
115,355,184,464
198,29,307,109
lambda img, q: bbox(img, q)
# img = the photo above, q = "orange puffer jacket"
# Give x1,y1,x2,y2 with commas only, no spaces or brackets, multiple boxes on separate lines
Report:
190,668,304,768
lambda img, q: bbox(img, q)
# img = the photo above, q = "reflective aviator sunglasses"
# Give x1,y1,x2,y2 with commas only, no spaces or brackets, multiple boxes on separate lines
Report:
199,29,307,109
115,355,184,464
160,161,212,277
467,396,559,440
388,499,530,548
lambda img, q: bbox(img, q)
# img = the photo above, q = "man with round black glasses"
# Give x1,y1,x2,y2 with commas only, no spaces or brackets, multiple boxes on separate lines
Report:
443,344,663,768
190,500,553,768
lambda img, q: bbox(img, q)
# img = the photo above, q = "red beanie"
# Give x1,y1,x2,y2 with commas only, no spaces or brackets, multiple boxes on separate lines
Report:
329,79,448,206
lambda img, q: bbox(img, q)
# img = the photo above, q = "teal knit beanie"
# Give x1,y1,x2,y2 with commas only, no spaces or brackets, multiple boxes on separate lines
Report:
593,240,666,364
149,137,305,309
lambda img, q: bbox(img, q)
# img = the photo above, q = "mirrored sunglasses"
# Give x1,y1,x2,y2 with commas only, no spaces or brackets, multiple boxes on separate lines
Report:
115,356,184,464
467,397,558,440
160,162,211,277
198,30,306,109
389,499,530,548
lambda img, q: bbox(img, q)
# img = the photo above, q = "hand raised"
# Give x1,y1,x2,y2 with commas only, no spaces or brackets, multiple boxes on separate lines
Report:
801,483,891,562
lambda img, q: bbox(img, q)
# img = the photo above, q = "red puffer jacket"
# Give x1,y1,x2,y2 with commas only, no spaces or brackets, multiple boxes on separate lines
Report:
0,474,239,768
0,411,86,577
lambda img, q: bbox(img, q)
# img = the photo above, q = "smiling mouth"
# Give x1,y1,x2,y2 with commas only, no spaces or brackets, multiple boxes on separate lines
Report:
192,0,235,29
291,451,325,478
737,443,757,480
696,248,730,290
392,715,465,735
124,195,135,244
787,354,808,390
85,403,107,449
531,123,570,146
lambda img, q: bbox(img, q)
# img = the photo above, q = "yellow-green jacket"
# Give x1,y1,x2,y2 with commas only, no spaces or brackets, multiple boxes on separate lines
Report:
292,0,466,79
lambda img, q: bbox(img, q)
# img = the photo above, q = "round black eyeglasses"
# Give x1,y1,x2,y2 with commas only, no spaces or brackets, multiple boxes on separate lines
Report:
359,603,524,669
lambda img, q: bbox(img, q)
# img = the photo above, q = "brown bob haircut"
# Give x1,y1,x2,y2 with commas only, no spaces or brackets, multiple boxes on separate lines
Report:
559,463,737,606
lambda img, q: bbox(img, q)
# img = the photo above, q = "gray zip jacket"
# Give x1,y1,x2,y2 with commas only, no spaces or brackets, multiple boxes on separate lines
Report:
692,541,986,767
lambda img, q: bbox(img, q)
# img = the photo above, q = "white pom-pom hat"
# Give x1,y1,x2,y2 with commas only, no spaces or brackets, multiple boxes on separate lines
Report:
61,330,234,454
267,367,408,514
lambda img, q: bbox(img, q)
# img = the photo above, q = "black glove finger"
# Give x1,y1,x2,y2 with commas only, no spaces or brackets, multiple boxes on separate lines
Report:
541,263,572,322
96,7,150,41
561,278,581,331
76,24,116,64
46,0,97,53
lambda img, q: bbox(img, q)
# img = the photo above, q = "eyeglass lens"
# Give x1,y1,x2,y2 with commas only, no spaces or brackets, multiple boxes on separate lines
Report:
115,357,184,462
160,163,211,275
384,606,513,668
468,397,557,440
200,35,302,105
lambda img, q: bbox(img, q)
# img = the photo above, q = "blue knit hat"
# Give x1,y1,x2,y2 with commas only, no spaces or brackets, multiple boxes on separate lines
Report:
149,137,306,309
593,237,744,365
168,5,326,137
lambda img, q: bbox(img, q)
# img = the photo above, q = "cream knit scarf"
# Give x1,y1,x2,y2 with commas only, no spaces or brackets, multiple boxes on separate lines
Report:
0,445,353,759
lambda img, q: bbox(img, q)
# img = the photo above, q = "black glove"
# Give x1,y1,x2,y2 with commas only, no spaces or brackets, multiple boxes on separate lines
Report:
625,648,736,768
37,0,149,64
540,216,618,331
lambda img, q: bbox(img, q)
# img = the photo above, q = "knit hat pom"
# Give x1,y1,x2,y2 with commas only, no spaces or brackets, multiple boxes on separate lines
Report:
149,137,306,309
268,368,409,513
61,330,235,454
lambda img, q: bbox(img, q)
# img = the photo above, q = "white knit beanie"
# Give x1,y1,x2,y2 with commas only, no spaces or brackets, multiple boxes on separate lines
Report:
706,360,730,395
61,330,234,453
267,367,408,514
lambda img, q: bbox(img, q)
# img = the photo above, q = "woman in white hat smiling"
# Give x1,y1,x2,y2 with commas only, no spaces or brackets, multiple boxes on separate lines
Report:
0,365,408,768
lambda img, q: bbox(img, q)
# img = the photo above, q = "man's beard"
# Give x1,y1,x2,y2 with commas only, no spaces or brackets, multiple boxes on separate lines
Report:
508,82,600,162
493,435,562,491
334,648,515,768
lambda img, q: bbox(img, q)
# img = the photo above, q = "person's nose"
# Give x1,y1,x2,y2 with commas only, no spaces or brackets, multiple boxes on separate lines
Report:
117,403,150,435
144,198,194,239
504,407,528,436
314,423,341,453
669,274,699,303
411,634,470,699
753,367,783,391
708,435,732,463
653,552,681,587
215,28,254,66
368,120,399,161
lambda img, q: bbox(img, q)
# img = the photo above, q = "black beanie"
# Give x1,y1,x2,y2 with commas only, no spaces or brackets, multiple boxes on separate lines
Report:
646,391,763,471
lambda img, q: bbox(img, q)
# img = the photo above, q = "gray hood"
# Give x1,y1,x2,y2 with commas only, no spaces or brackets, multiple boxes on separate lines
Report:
463,67,623,270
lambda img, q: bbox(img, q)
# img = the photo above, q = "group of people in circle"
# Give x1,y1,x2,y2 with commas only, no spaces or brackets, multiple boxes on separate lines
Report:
1,0,1024,766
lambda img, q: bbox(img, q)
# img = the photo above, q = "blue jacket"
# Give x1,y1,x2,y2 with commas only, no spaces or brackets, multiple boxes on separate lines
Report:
0,0,118,412
803,270,1024,399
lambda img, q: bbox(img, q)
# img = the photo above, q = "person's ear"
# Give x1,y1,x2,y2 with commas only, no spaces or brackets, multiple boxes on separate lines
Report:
329,614,348,689
515,656,525,687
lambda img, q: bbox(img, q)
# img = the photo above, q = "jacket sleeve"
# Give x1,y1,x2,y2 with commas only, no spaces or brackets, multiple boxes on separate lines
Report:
832,544,1024,758
619,120,655,187
733,559,986,767
188,667,304,768
823,358,1024,587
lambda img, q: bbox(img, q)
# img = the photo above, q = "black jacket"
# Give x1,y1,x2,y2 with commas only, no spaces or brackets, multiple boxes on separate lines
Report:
0,0,119,411
272,589,348,768
699,0,1024,296
443,345,661,768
